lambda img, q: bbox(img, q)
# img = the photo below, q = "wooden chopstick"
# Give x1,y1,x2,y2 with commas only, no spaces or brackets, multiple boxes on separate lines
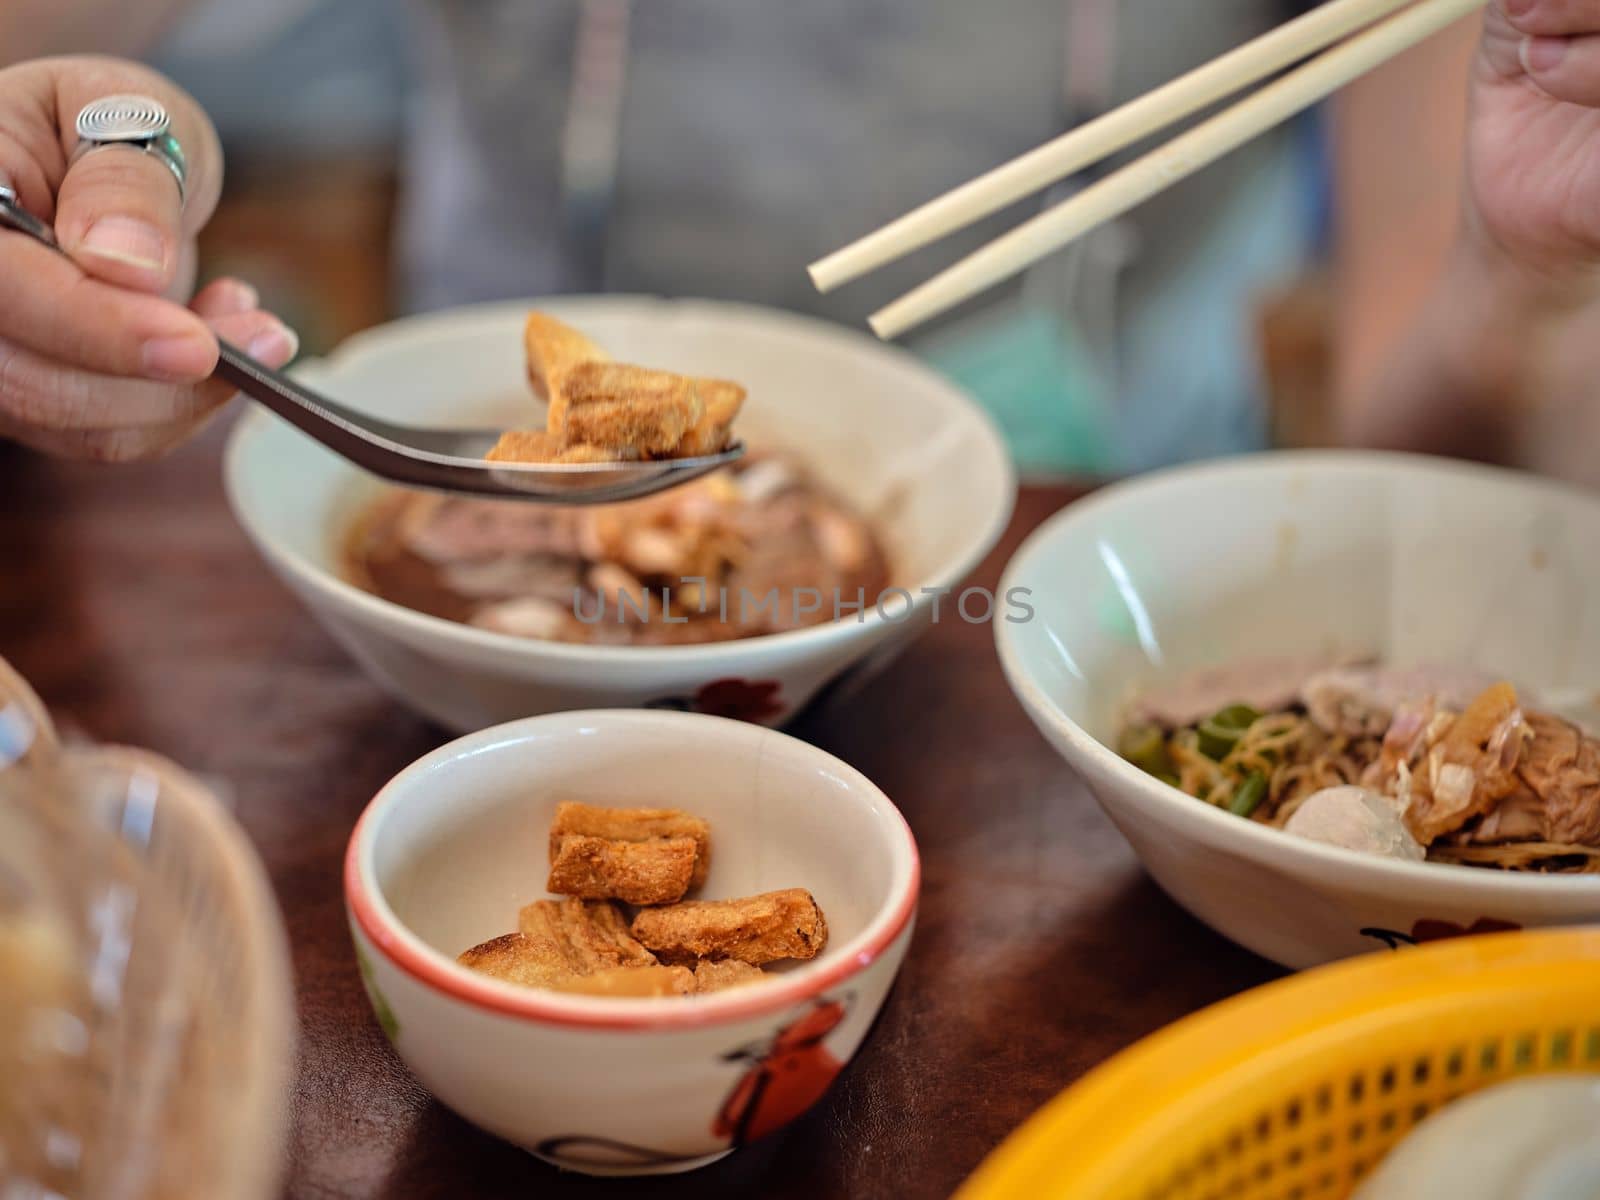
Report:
867,0,1486,340
809,0,1420,295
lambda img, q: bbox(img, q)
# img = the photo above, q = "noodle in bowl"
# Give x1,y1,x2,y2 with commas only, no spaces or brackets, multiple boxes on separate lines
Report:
995,451,1600,969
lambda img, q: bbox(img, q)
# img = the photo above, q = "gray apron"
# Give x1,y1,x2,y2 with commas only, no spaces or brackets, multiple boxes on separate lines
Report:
399,0,1318,471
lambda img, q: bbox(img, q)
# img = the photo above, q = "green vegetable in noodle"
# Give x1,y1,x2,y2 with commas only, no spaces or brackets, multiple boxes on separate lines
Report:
1227,770,1268,817
1197,704,1262,760
1118,723,1174,778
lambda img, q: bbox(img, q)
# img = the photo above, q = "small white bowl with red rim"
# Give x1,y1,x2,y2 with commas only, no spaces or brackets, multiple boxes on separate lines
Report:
344,708,920,1175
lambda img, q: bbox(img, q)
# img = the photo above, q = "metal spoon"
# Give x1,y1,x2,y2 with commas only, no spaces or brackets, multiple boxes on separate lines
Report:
1,188,742,504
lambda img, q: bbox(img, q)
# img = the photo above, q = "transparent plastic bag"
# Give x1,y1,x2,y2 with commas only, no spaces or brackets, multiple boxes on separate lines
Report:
0,658,294,1200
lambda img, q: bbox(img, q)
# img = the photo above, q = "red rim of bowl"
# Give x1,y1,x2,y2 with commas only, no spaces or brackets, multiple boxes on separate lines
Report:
344,713,922,1031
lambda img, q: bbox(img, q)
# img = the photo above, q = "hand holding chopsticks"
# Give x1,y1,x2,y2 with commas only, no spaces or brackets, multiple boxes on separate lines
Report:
810,0,1489,340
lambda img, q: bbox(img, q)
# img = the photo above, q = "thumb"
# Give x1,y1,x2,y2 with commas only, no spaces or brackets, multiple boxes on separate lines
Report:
54,135,188,295
46,60,222,296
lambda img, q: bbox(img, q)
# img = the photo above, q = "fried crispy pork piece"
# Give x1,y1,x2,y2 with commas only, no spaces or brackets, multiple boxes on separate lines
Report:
484,429,629,465
457,932,572,990
518,897,658,972
521,311,745,462
526,312,609,414
485,429,564,464
676,378,747,456
693,958,766,993
549,964,696,997
549,802,712,889
460,898,664,993
559,362,703,454
696,378,746,426
554,443,628,464
632,888,827,966
548,833,698,904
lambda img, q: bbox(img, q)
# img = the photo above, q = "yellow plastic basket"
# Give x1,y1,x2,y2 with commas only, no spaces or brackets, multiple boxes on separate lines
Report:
958,928,1600,1200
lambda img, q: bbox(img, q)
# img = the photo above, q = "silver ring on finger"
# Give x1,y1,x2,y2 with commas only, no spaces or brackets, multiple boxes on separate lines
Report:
68,95,188,206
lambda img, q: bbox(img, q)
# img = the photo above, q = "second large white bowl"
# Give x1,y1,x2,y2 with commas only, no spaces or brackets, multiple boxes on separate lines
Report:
996,451,1600,969
225,298,1014,731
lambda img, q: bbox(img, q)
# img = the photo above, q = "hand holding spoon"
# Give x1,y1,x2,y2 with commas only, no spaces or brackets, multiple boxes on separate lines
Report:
0,187,741,504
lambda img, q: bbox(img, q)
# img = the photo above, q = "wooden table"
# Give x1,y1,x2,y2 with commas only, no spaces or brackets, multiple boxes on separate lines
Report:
0,423,1285,1199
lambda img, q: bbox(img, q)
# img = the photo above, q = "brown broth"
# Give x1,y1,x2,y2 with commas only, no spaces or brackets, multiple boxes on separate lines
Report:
343,456,891,646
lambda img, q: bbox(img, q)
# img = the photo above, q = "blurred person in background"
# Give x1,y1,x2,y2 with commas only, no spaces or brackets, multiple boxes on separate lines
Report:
2,1,1599,484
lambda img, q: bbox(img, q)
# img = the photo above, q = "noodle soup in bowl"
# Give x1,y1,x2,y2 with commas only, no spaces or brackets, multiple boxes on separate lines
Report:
224,297,1013,732
996,451,1600,969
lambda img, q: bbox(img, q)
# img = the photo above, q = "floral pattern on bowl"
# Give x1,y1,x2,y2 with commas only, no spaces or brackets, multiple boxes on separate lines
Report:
646,678,786,724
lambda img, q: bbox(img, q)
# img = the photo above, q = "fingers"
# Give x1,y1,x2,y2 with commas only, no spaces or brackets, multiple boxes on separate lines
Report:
1499,0,1600,38
54,142,186,293
1519,33,1600,103
191,276,258,320
43,56,223,277
0,411,217,464
0,234,217,381
0,304,296,463
207,306,297,369
0,56,268,465
0,56,233,383
1493,1,1600,102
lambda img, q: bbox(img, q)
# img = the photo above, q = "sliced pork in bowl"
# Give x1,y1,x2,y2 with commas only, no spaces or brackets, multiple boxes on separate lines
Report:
996,451,1600,968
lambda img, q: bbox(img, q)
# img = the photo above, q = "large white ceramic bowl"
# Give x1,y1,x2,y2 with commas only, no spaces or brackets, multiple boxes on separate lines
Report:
344,709,918,1175
225,297,1014,731
996,451,1600,970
